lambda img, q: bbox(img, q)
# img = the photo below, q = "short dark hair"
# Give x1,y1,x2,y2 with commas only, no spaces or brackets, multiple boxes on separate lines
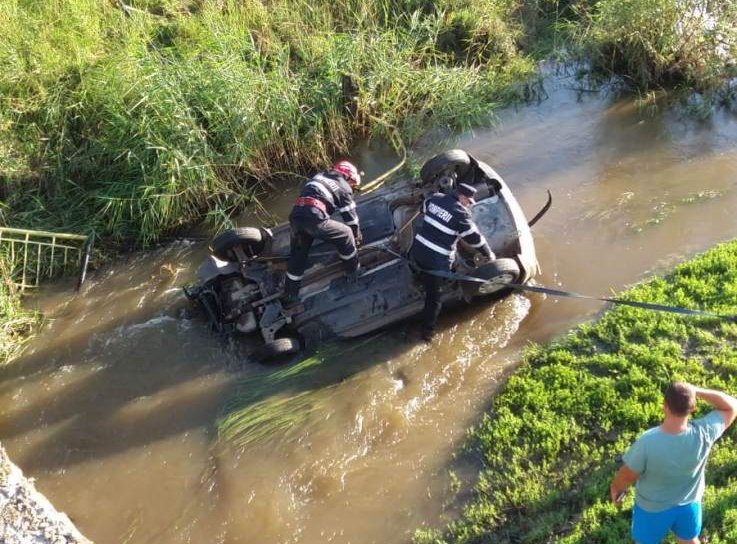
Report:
664,382,696,416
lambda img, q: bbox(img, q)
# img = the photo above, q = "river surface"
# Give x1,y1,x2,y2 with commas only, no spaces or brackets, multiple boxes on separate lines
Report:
2,77,737,544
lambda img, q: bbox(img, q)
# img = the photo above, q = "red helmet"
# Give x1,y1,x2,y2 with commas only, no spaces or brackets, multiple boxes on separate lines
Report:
332,160,362,187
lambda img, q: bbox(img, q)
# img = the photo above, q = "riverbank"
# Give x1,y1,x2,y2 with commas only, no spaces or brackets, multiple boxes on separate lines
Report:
2,78,737,542
0,0,536,245
415,240,737,543
0,257,38,366
0,443,91,544
2,0,735,246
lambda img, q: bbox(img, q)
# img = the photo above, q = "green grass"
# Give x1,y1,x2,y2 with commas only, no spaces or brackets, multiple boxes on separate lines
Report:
567,0,737,91
0,254,39,365
4,0,732,247
414,239,737,543
0,0,538,246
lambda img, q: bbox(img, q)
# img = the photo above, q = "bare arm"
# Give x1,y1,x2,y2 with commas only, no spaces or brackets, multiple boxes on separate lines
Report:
610,464,640,504
694,387,737,428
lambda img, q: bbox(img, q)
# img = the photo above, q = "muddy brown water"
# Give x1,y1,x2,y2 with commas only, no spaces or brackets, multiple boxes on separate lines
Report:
2,77,737,544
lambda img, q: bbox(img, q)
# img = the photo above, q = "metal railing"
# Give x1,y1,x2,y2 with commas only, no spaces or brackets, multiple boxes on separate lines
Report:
0,227,94,292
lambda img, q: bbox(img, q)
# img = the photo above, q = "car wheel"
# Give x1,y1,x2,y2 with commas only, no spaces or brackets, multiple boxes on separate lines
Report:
253,337,302,364
210,227,265,262
419,149,471,187
467,258,521,296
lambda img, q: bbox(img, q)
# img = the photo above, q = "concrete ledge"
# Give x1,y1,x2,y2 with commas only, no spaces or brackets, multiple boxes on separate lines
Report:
0,444,91,544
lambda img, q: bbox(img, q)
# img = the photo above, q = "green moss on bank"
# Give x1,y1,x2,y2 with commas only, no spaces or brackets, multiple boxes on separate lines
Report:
415,240,737,543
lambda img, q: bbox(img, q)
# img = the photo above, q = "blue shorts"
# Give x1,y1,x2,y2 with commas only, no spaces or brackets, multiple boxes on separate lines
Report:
632,502,702,544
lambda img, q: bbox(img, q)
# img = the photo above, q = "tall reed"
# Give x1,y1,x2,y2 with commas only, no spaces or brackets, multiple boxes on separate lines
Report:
568,0,737,89
0,0,537,245
2,0,733,245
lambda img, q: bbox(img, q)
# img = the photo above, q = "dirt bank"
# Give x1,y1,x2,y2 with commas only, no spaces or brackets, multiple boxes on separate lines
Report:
0,443,90,544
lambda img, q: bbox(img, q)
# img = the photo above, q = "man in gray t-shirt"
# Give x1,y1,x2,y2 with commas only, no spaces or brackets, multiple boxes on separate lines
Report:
610,383,737,544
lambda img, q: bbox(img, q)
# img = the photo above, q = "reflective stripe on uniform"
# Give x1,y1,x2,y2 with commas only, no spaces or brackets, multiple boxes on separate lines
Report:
416,234,454,256
424,215,458,236
287,272,304,281
469,239,487,248
339,202,356,213
344,218,359,226
459,225,478,237
313,173,339,186
339,248,358,260
305,181,335,204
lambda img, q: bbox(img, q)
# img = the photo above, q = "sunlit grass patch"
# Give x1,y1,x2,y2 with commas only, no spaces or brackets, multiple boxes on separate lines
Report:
416,239,737,543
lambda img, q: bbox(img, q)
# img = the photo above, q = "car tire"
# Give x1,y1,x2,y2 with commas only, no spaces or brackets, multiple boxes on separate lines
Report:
210,228,265,262
253,337,302,364
419,149,471,186
466,258,520,297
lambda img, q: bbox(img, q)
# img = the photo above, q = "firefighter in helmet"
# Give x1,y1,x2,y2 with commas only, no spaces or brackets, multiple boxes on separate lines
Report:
283,160,363,305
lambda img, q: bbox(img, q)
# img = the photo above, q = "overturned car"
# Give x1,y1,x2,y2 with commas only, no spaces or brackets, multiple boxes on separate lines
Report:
184,150,549,362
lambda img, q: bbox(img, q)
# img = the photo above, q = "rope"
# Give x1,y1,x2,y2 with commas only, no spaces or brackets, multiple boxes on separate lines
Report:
358,117,407,194
377,245,737,322
507,282,737,322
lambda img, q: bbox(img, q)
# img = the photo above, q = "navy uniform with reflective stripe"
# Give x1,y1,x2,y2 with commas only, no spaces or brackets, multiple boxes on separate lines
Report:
410,189,492,338
284,171,360,301
411,192,492,271
290,172,360,231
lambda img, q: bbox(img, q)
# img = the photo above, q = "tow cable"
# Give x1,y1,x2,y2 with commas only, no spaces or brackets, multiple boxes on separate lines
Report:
504,282,737,322
378,245,737,322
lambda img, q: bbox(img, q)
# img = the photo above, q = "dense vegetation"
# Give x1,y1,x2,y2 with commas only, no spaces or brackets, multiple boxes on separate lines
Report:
1,0,735,247
415,240,737,543
570,0,737,91
0,255,38,365
0,0,538,245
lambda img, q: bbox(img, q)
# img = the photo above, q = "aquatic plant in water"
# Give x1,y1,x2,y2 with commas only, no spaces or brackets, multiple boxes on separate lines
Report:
218,335,382,448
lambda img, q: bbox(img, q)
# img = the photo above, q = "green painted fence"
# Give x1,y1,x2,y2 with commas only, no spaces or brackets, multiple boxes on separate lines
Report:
0,227,93,292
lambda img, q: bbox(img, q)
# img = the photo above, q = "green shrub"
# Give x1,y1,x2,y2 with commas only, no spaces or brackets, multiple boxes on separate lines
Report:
571,0,737,89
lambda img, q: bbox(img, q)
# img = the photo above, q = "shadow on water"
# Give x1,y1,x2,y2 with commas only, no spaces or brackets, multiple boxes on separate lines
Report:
0,321,235,472
3,261,454,474
0,244,244,472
